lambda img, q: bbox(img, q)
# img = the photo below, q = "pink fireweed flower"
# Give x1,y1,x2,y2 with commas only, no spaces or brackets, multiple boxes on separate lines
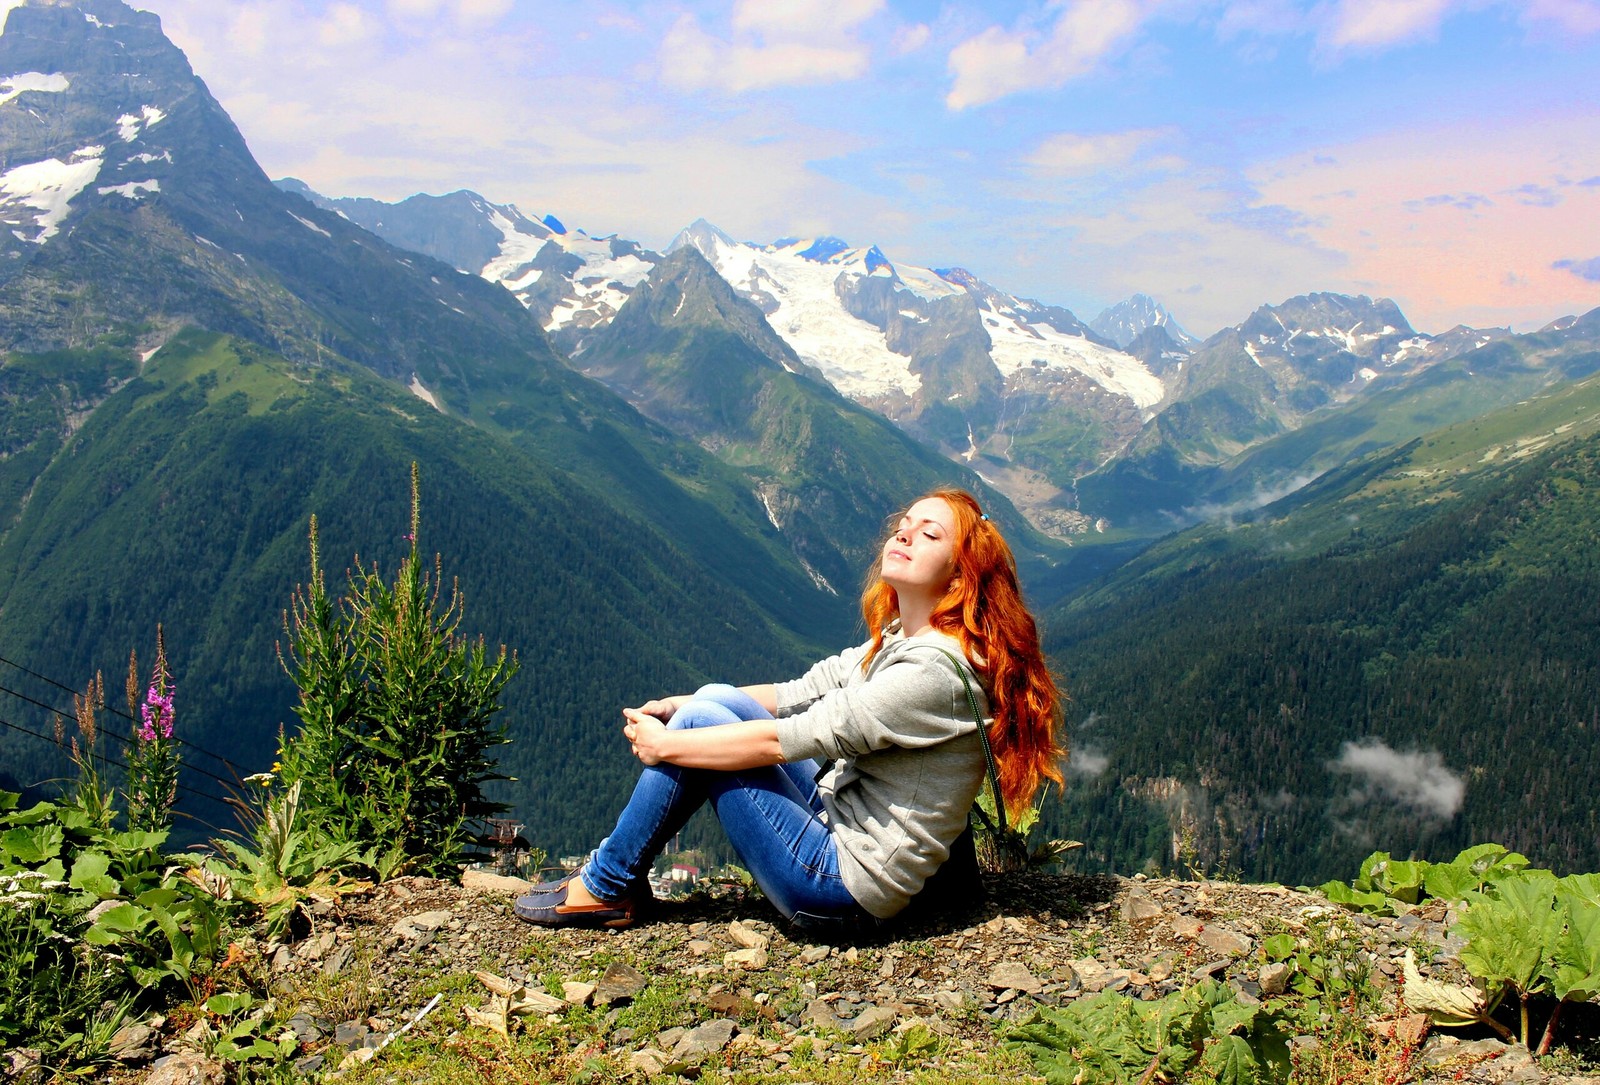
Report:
140,683,174,740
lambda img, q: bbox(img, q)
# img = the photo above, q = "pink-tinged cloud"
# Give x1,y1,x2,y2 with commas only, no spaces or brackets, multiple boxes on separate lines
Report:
317,3,376,47
1518,0,1600,34
1249,112,1600,331
946,0,1152,110
1555,256,1600,282
660,14,872,92
1317,0,1600,52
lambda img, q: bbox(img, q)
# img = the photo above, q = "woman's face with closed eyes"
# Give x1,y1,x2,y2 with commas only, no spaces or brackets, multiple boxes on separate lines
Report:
880,497,957,598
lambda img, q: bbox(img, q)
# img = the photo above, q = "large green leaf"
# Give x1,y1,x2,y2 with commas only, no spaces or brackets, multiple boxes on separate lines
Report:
1315,879,1389,913
1200,1035,1263,1085
1423,861,1480,902
83,903,149,942
1551,893,1600,1002
1,823,64,866
68,851,119,898
1456,873,1559,996
1374,859,1429,904
1557,873,1600,910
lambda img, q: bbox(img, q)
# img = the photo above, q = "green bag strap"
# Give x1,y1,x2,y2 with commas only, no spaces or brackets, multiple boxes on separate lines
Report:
927,646,1008,836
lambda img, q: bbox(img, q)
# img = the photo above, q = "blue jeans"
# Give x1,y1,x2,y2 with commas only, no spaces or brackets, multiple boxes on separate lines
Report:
582,685,869,928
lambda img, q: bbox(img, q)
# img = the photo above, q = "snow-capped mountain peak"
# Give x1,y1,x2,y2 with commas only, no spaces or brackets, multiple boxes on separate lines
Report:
674,223,1162,419
1091,293,1199,350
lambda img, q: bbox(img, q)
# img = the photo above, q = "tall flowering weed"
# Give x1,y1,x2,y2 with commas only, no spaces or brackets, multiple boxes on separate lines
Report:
125,628,180,835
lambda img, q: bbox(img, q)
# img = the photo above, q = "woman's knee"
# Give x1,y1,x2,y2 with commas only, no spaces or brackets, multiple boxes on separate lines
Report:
669,697,741,731
691,683,743,707
687,683,773,722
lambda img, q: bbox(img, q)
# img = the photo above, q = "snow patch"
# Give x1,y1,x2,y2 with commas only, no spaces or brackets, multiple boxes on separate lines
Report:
116,105,165,142
698,238,927,399
287,211,330,237
758,490,781,529
0,152,103,242
478,204,655,334
408,376,442,412
1391,336,1431,363
0,72,69,106
983,301,1163,408
98,178,159,199
84,13,107,27
128,151,172,165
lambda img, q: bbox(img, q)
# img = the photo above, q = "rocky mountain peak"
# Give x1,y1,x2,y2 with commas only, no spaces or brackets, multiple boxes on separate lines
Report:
667,217,738,260
1090,293,1198,350
0,0,261,278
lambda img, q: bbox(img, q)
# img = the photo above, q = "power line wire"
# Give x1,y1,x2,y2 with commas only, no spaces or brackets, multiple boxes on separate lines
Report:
0,651,247,769
0,711,236,809
0,680,248,795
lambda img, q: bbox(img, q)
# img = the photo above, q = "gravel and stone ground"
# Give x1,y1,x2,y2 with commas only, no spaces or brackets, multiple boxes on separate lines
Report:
111,870,1599,1084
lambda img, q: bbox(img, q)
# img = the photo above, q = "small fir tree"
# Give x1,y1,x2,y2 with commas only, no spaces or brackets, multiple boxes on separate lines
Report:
276,463,517,878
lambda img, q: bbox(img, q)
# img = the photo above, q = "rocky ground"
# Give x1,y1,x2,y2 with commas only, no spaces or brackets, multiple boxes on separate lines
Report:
115,870,1599,1084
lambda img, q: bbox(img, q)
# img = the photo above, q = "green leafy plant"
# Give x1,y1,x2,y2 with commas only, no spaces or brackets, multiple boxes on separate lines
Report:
83,881,227,990
1006,979,1290,1084
196,990,300,1065
1357,849,1600,1055
1313,843,1532,914
975,785,1083,873
0,789,230,1070
275,463,518,879
878,1022,942,1066
0,867,127,1062
207,778,366,938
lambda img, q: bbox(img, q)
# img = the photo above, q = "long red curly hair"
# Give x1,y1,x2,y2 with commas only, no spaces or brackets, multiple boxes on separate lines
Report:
861,488,1066,813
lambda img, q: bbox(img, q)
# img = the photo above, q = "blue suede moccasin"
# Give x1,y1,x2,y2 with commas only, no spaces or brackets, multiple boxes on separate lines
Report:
512,881,639,929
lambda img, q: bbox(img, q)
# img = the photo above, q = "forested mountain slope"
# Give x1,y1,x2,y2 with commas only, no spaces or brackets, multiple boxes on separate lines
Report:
1044,370,1600,885
1077,307,1600,531
0,330,842,851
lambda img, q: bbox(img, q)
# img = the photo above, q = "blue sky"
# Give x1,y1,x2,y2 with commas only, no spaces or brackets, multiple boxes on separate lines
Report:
44,0,1600,336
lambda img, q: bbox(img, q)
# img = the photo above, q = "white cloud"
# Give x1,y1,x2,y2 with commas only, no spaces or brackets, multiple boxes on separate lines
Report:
892,22,932,54
387,0,443,17
1519,0,1600,33
1319,0,1457,51
733,0,883,39
1314,0,1600,53
317,2,377,47
455,0,513,26
1329,739,1465,820
1067,743,1110,777
1025,128,1176,176
659,0,886,93
946,0,1154,110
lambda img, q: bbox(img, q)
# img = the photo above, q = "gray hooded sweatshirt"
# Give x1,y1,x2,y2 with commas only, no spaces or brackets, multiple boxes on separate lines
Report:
773,626,989,919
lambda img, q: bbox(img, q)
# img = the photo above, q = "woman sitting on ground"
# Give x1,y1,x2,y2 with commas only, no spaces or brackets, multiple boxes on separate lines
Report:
514,488,1064,931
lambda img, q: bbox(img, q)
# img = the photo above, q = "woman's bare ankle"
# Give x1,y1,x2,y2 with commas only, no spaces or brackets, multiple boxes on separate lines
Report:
564,877,603,906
